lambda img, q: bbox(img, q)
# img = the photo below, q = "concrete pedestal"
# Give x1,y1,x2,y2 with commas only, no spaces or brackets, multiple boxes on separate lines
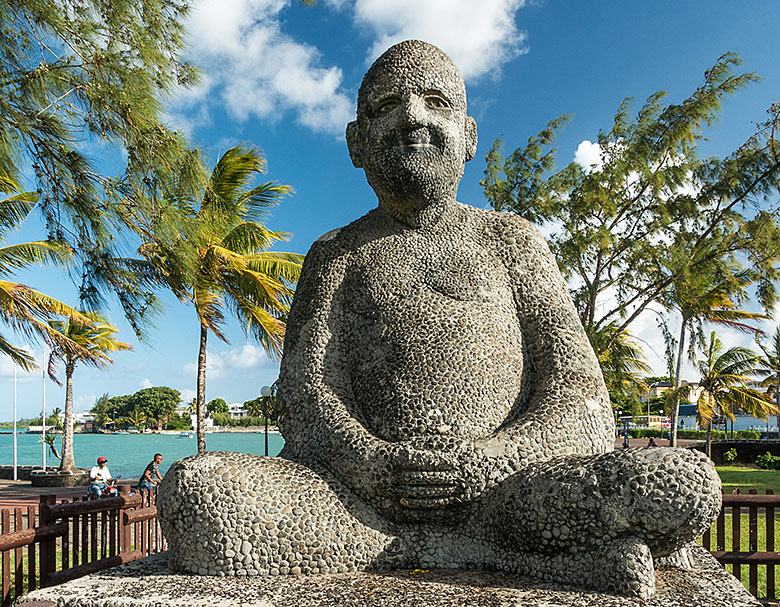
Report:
30,469,90,487
13,545,761,607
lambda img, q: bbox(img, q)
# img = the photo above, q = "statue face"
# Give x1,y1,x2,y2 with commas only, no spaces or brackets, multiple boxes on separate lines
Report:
348,41,477,206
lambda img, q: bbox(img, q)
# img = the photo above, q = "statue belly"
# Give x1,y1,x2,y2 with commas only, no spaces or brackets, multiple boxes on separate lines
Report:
349,297,525,442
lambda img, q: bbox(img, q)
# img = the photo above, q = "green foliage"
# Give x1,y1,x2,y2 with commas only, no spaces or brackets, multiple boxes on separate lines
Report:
483,54,780,364
756,451,780,470
211,413,269,428
164,413,192,430
243,396,275,420
212,412,232,427
128,386,180,430
0,0,205,334
723,448,738,463
0,176,92,370
136,145,302,453
666,332,777,428
207,398,228,415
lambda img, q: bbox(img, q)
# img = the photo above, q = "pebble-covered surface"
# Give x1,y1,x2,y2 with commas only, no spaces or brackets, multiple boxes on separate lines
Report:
158,40,723,599
13,546,761,607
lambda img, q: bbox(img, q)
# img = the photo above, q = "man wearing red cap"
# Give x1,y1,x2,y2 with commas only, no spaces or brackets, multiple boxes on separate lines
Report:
88,456,114,498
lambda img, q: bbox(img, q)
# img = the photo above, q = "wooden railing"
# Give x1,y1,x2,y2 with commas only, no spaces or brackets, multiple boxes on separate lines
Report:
701,489,779,601
1,487,163,607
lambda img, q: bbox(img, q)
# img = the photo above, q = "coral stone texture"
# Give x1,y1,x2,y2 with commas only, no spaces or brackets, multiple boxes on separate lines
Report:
158,40,723,598
13,547,761,607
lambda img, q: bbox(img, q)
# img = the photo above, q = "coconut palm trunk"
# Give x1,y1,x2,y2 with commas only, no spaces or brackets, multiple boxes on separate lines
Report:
196,324,208,454
59,361,76,472
705,418,713,459
669,317,688,447
776,375,780,435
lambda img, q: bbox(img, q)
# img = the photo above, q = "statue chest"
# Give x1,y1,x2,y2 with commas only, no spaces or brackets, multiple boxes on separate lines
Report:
338,238,526,440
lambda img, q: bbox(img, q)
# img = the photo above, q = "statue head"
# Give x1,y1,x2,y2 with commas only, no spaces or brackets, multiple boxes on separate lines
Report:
346,40,478,210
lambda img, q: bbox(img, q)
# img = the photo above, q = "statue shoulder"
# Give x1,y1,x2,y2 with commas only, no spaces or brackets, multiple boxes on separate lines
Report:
315,227,343,243
462,205,551,254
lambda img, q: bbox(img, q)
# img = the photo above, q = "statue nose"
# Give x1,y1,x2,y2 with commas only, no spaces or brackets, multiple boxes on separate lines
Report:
399,96,426,127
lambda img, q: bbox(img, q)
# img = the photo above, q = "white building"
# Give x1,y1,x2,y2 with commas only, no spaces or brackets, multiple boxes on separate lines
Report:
228,403,247,420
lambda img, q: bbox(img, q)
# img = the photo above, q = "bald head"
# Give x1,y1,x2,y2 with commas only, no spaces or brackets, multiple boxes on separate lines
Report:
357,40,467,120
346,40,477,223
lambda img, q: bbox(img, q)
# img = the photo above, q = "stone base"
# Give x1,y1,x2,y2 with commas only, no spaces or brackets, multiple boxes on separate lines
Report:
13,545,761,607
29,469,90,487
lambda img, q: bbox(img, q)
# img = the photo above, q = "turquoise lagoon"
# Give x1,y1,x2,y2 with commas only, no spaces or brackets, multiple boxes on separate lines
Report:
1,431,285,479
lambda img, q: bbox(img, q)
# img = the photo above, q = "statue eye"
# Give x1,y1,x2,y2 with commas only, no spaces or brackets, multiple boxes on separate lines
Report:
424,94,450,109
375,98,400,115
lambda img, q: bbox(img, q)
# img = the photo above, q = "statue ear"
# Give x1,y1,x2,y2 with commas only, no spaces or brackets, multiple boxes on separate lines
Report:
465,115,478,162
346,121,362,168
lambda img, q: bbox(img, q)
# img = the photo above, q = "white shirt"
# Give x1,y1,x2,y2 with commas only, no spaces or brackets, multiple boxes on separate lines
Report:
90,465,112,484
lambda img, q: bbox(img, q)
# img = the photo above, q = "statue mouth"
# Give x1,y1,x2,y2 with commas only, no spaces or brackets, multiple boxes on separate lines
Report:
399,128,436,150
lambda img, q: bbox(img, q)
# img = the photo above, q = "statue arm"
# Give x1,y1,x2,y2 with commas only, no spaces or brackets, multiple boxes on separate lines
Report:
276,239,396,504
492,216,615,461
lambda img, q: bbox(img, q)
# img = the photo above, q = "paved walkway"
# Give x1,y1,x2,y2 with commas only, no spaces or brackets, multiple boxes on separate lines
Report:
0,478,137,508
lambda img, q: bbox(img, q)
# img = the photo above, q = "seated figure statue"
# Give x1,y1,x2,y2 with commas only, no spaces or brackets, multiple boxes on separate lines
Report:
158,40,721,598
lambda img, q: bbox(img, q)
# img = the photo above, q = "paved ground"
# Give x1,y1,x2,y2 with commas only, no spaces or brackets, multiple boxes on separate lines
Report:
13,547,763,607
0,478,137,508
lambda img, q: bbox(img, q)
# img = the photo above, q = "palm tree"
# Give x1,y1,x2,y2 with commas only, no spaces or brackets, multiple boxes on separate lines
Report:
47,312,132,472
587,322,651,400
90,393,113,429
755,326,780,433
125,408,147,431
666,331,776,458
138,146,303,453
661,264,765,446
0,174,93,369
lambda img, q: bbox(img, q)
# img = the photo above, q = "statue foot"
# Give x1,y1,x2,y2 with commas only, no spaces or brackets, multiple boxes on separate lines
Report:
592,537,655,598
655,544,693,570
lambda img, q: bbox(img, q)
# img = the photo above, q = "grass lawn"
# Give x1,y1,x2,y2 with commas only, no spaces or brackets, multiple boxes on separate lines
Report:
709,466,780,600
717,465,780,494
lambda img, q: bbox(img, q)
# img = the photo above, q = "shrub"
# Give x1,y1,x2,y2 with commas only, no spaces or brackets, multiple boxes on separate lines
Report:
756,452,780,470
212,412,234,427
723,448,738,463
735,430,761,440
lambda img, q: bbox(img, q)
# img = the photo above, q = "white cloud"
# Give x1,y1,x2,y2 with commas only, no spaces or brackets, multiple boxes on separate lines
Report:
573,140,604,173
182,343,275,380
349,0,528,80
0,346,45,383
139,378,153,389
75,393,97,413
176,0,352,135
179,388,196,404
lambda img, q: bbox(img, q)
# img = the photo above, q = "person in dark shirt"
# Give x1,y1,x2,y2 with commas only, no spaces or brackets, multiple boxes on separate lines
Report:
139,453,163,492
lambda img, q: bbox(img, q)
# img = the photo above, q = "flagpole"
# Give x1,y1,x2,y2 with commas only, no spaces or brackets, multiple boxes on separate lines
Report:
41,346,46,471
12,365,17,481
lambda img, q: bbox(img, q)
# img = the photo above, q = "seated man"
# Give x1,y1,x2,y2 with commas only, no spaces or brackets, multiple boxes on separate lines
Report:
138,453,163,493
88,456,115,498
159,40,721,598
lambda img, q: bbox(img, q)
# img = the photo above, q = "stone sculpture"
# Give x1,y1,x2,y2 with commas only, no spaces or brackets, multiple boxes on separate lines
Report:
158,40,722,598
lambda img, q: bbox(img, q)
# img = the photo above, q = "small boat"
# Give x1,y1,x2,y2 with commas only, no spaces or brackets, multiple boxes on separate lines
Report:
178,431,194,439
111,431,129,435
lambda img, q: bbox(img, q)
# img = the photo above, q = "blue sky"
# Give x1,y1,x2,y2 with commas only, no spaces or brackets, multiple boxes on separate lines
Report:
3,0,780,420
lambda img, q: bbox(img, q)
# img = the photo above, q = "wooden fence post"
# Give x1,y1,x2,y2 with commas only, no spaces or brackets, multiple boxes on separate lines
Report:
38,496,56,588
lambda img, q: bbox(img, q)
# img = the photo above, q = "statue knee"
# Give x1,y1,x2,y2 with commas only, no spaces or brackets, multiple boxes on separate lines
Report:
618,447,721,554
489,448,720,556
159,451,398,576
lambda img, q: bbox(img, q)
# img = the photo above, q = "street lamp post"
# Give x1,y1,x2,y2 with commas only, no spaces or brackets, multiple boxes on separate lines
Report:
260,385,272,456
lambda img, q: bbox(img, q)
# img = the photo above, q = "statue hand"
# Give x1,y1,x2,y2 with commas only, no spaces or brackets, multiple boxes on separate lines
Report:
387,438,465,509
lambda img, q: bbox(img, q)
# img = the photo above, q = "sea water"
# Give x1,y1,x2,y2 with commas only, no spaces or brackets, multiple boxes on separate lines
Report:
0,431,285,479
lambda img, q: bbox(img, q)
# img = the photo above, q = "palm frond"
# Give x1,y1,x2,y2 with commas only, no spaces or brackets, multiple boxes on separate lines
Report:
0,241,73,274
